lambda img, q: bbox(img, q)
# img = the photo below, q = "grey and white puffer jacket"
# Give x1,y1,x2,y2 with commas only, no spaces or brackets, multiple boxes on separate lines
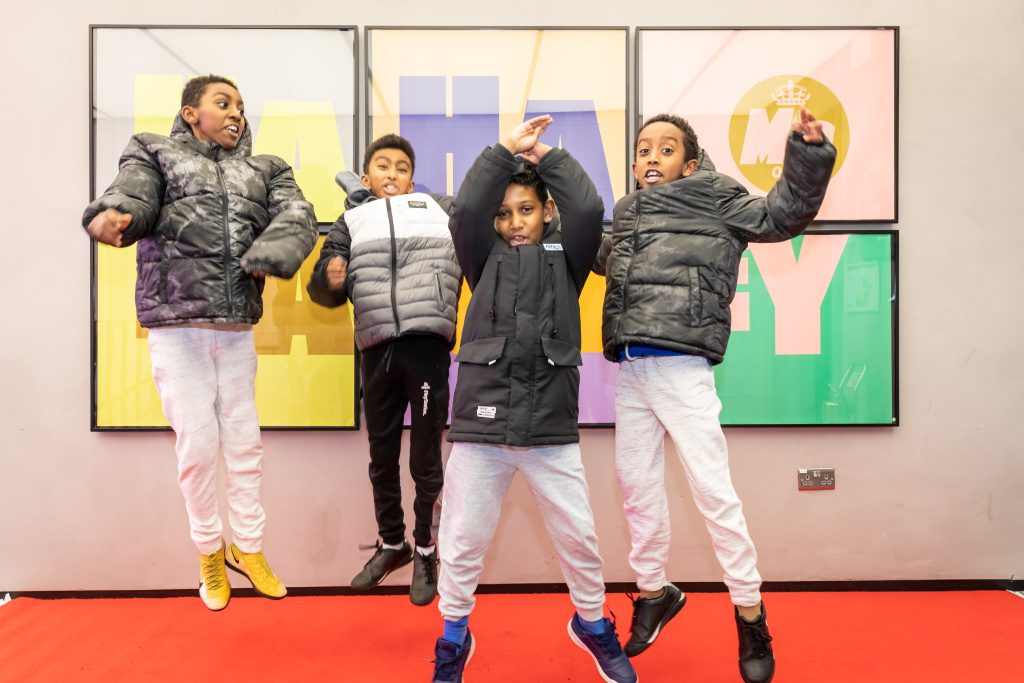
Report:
307,173,461,351
596,131,837,364
83,113,318,327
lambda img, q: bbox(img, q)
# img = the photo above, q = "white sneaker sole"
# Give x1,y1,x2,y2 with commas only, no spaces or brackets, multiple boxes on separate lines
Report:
198,580,229,611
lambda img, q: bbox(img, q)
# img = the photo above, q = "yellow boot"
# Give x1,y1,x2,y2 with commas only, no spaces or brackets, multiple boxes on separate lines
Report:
198,543,230,611
226,543,287,599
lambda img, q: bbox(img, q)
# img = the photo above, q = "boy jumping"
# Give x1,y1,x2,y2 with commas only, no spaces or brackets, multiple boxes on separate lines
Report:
308,134,460,605
431,116,636,683
595,108,836,682
83,75,317,610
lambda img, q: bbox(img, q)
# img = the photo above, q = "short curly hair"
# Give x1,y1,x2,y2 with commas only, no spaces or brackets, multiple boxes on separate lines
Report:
180,75,238,109
363,134,416,174
508,162,549,205
635,114,699,163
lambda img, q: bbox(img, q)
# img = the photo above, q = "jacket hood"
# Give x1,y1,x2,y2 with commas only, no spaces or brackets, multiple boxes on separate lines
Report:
169,111,252,158
336,171,375,210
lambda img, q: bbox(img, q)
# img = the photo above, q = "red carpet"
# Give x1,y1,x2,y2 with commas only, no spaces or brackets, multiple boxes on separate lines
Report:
0,591,1019,681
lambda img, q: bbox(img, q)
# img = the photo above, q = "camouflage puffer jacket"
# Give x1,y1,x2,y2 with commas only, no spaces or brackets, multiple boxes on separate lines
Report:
596,132,837,364
83,113,317,327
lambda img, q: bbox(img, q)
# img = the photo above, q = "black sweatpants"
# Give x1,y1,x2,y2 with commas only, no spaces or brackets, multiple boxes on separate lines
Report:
361,334,450,548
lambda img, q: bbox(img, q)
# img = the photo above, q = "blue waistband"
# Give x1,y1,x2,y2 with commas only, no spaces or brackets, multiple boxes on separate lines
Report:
618,343,687,362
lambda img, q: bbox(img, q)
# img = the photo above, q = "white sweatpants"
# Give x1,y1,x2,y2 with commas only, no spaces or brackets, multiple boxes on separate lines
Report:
148,326,266,555
615,355,762,607
438,442,606,622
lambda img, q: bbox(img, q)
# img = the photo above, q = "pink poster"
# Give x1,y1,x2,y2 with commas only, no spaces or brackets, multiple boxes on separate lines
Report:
638,28,897,222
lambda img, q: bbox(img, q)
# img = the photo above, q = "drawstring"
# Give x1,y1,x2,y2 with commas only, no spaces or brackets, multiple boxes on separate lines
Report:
384,343,394,373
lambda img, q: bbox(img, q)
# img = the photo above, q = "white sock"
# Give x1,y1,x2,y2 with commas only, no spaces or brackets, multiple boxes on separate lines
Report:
382,541,405,551
416,545,436,556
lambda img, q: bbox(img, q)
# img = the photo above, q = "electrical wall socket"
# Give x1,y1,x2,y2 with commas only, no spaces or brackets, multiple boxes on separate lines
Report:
798,467,835,491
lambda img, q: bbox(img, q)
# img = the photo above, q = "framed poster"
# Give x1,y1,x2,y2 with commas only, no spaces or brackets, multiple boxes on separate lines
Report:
90,25,359,429
367,27,627,427
637,27,898,223
581,231,898,426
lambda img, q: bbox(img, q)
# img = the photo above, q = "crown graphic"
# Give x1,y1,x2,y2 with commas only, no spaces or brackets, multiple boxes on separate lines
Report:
771,80,811,107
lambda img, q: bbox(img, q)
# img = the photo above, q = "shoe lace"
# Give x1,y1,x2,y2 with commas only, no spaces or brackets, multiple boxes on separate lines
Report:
201,553,225,591
240,550,274,583
592,611,626,658
626,592,642,634
741,619,773,656
431,643,462,678
422,553,438,584
358,541,385,570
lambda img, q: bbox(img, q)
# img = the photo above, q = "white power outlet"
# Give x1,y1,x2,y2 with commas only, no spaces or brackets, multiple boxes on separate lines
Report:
798,467,835,491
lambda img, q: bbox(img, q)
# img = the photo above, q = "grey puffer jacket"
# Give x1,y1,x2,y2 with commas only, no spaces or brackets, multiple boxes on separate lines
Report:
596,131,837,364
83,114,317,327
307,173,461,352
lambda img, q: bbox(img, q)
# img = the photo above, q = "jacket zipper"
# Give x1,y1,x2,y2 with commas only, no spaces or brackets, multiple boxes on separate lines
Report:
490,259,501,335
215,165,233,315
385,198,400,335
615,193,643,344
435,273,445,311
548,260,559,338
526,247,542,443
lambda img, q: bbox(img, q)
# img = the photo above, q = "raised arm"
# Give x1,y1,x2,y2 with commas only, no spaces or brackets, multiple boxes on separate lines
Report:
532,145,605,292
718,108,837,243
449,147,523,290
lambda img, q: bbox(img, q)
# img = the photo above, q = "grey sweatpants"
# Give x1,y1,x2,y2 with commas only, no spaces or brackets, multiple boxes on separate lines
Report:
437,442,606,622
616,355,762,607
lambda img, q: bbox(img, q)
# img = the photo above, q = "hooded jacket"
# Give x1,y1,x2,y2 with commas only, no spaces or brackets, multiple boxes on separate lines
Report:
447,145,604,446
83,114,318,328
596,132,837,364
307,173,461,352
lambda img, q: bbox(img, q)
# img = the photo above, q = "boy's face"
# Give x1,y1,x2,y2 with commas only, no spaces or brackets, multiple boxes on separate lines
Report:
182,83,245,150
361,148,414,198
632,121,698,188
494,184,554,247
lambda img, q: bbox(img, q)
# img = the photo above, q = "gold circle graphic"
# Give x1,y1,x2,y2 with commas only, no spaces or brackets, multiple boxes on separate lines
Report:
728,75,848,192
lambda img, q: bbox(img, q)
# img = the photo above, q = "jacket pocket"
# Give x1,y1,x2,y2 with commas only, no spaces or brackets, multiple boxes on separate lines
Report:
452,336,510,434
455,336,506,365
540,337,582,367
435,273,445,311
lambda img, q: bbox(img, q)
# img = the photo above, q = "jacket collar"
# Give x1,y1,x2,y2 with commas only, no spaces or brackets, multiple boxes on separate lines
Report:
169,111,252,161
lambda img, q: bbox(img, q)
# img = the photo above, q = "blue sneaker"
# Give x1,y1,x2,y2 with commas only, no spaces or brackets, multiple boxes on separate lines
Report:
431,630,475,682
568,614,638,683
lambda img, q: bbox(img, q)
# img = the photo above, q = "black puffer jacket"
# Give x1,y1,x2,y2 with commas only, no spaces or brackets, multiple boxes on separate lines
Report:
596,132,836,364
447,145,604,446
83,114,317,327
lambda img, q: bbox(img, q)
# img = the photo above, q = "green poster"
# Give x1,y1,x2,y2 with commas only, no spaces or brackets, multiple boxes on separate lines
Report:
716,231,896,425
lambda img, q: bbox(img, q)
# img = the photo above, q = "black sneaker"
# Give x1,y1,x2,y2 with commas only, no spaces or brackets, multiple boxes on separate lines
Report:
350,540,413,590
431,630,474,683
735,603,775,683
624,583,687,657
568,613,638,683
410,550,439,606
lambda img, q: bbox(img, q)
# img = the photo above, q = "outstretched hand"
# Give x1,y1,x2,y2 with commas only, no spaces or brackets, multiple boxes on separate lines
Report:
504,115,553,155
87,207,132,247
791,107,824,144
